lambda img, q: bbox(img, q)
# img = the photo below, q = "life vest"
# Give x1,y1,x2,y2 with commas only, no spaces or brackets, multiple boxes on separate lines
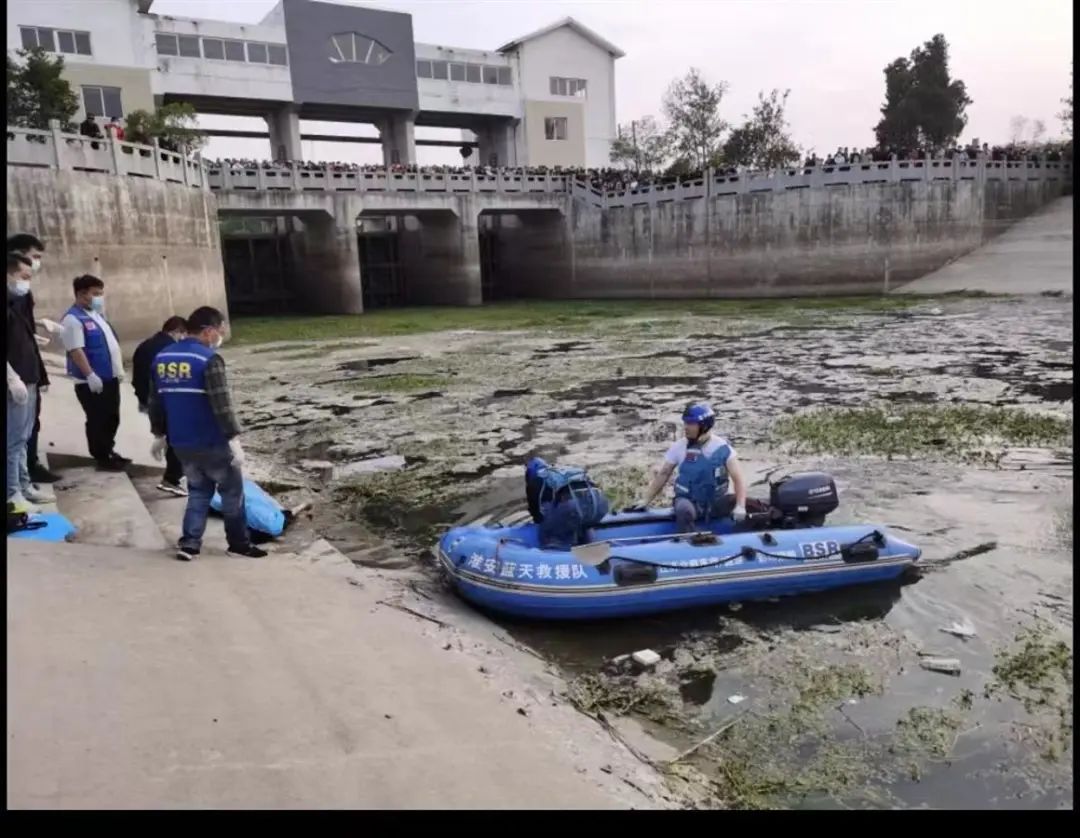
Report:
63,305,117,382
535,465,610,546
151,338,228,449
673,438,733,515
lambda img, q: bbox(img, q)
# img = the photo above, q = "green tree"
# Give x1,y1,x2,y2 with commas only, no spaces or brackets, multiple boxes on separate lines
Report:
6,48,79,131
874,34,971,151
1059,65,1073,137
610,115,671,173
123,102,207,151
662,67,729,170
721,89,802,170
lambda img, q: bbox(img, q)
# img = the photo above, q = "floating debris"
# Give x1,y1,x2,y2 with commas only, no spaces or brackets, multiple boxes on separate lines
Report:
727,694,748,705
939,619,977,639
632,649,662,671
919,657,963,676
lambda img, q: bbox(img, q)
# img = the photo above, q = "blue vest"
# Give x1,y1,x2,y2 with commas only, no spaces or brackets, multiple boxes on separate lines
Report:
152,338,227,449
674,439,733,511
64,305,116,382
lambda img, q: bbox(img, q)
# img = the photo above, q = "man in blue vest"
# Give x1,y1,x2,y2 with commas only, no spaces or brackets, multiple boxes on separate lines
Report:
60,274,130,471
148,306,267,561
633,402,748,533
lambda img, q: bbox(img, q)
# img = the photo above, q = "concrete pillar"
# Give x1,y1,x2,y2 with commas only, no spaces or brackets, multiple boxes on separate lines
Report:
477,121,517,168
266,106,302,162
379,113,416,167
301,211,364,313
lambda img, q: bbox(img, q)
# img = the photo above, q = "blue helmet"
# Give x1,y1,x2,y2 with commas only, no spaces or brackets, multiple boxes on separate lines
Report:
682,402,715,435
525,457,550,480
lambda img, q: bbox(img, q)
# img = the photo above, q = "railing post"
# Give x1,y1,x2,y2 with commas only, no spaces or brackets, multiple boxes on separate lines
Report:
152,139,163,181
181,144,190,186
49,119,68,170
706,166,714,199
109,136,123,175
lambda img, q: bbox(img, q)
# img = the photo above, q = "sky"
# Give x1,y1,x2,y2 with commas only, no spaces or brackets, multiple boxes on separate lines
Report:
151,0,1074,166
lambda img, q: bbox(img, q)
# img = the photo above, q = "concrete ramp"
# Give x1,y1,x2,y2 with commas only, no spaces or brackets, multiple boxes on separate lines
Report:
895,196,1073,296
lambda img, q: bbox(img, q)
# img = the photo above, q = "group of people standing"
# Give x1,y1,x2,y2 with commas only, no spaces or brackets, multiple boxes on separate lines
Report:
6,235,265,560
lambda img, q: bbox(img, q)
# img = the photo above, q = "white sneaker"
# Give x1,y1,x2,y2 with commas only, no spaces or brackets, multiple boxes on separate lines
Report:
22,484,53,504
8,493,39,515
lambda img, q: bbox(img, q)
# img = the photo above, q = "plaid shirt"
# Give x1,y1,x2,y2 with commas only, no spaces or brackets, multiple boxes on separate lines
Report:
149,353,242,441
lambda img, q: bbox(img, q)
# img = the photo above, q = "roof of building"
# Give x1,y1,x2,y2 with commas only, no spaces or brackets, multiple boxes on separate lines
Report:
497,17,625,59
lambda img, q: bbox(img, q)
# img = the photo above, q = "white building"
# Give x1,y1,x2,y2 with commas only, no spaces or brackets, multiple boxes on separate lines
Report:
6,0,622,168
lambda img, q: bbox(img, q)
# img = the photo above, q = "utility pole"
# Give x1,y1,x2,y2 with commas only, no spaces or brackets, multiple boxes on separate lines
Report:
632,119,639,173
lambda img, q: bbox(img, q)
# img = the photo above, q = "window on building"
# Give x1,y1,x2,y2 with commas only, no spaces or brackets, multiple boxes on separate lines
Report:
465,63,481,83
268,44,288,66
20,27,57,52
416,59,432,78
82,85,123,119
449,62,465,82
482,65,499,85
327,32,391,65
50,29,92,55
155,33,178,55
247,42,268,63
497,66,512,86
544,116,568,141
178,35,200,57
202,38,225,60
223,40,245,62
431,60,448,80
550,77,587,97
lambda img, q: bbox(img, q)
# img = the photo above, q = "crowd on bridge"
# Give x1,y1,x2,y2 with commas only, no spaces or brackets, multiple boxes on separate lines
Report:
206,137,1071,193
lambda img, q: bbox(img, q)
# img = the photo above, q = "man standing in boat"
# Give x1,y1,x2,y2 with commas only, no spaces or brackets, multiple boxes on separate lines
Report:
633,402,748,532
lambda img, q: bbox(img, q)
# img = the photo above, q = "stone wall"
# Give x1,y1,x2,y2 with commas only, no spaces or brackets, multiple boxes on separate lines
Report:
559,176,1066,298
6,167,228,350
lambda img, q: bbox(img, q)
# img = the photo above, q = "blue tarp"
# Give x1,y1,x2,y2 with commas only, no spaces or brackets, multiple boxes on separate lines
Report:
8,511,77,542
211,477,286,537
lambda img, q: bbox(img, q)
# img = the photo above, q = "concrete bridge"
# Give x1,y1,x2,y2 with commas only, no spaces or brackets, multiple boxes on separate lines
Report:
7,122,1074,330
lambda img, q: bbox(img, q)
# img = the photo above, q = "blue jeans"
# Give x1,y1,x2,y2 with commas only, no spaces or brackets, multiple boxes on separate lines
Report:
6,384,37,501
674,494,735,533
173,445,250,552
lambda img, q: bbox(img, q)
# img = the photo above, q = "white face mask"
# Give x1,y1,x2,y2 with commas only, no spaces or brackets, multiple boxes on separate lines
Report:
31,258,41,273
212,334,224,349
11,279,31,297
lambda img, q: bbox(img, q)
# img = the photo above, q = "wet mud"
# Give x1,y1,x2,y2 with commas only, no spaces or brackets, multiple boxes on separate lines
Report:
229,295,1073,809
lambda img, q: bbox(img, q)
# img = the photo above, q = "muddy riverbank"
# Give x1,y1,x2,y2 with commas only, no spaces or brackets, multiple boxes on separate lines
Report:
228,295,1072,809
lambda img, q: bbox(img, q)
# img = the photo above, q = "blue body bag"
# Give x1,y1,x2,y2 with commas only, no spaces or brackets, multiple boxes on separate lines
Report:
211,478,287,538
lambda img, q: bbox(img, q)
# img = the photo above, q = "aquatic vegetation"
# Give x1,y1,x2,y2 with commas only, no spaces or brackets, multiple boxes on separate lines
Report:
773,405,1072,461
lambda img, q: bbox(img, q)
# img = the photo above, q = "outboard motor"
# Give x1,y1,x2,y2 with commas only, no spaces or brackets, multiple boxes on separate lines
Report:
769,472,839,528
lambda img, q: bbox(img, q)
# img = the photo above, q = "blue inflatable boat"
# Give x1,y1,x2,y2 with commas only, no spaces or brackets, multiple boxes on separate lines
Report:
437,472,921,621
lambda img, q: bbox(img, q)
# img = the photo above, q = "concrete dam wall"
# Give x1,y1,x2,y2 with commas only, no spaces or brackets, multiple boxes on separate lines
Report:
6,167,228,346
500,176,1066,299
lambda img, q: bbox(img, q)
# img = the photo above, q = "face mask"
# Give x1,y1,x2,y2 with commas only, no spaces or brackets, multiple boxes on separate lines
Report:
90,296,105,313
31,258,41,273
11,279,31,297
212,334,224,349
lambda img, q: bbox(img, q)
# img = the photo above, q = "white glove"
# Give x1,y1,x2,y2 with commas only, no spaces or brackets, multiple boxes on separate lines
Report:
37,318,63,335
34,334,50,347
731,504,747,522
150,436,168,462
8,376,28,405
229,438,245,467
86,372,104,394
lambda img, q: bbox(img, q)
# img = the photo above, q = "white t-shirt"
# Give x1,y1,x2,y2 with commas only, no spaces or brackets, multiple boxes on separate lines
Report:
663,435,737,467
61,308,124,380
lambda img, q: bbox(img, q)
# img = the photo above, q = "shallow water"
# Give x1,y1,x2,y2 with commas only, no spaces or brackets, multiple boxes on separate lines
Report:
230,295,1073,808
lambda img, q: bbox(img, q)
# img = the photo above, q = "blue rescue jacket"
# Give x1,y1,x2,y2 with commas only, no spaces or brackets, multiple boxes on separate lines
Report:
673,439,733,513
151,338,228,449
64,305,117,382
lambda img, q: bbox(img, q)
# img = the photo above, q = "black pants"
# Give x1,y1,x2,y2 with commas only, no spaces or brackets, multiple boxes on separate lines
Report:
164,443,183,485
74,378,121,462
27,389,42,468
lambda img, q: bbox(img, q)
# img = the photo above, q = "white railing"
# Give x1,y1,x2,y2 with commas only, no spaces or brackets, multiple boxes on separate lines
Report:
7,123,1070,207
6,122,207,189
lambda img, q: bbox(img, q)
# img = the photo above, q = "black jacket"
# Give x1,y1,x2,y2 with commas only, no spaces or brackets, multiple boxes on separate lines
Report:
132,330,177,408
7,291,44,386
